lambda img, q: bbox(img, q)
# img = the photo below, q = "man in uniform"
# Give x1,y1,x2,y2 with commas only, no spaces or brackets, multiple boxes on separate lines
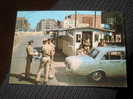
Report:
36,38,53,84
25,40,37,79
48,38,55,79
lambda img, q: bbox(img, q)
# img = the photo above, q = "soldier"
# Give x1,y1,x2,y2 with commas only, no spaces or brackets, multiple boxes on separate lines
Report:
36,38,52,84
48,38,55,79
25,40,37,79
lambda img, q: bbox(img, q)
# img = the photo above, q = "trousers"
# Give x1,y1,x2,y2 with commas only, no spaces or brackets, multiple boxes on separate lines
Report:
25,56,32,78
36,56,51,82
49,55,55,78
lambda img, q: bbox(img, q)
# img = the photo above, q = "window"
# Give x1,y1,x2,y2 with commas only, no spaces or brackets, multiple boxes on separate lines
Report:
103,51,125,60
76,34,81,42
94,34,99,42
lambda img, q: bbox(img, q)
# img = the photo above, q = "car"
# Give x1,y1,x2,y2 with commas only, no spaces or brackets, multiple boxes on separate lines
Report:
65,46,127,81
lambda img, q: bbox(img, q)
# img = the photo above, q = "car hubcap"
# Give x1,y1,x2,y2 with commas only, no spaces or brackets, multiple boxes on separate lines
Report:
92,72,102,81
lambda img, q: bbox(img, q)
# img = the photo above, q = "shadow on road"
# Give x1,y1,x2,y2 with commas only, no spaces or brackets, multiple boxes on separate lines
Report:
55,66,90,85
10,73,37,84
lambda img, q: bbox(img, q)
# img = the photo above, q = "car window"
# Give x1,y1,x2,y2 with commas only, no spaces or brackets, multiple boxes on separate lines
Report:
102,51,125,60
89,49,99,58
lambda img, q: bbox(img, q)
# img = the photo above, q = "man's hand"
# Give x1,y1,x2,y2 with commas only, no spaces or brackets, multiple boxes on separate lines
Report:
34,51,39,56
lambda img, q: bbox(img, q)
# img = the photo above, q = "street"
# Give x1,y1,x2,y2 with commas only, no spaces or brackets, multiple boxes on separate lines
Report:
9,32,127,87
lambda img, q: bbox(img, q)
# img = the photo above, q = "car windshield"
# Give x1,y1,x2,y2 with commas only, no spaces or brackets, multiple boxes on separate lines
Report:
88,49,99,58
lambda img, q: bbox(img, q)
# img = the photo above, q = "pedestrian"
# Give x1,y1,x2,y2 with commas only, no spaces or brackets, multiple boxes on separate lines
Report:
36,38,53,84
48,38,55,79
25,40,38,79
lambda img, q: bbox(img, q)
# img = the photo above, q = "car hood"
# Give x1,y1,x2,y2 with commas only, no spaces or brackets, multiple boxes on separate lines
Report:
65,55,94,62
65,55,94,70
78,55,94,61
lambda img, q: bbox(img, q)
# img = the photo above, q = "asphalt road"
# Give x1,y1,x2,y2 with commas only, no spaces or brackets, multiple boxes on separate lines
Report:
9,32,127,87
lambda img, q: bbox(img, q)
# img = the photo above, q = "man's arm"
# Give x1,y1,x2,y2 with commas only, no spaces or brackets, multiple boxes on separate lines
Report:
27,46,37,56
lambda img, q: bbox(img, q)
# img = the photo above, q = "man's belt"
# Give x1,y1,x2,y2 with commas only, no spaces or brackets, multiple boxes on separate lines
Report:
42,54,50,57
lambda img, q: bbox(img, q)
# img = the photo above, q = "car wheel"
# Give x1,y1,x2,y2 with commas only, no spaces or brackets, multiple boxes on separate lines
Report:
90,71,105,81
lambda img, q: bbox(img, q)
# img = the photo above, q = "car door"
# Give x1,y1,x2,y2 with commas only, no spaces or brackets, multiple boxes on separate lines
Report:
100,51,125,77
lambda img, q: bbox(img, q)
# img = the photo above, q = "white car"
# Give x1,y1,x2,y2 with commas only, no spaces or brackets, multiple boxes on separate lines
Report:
65,46,127,81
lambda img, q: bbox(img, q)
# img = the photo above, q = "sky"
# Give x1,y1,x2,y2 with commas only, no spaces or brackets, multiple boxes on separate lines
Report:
17,11,102,29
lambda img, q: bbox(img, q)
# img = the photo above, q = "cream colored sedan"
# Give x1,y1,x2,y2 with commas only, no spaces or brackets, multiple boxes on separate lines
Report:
65,46,127,81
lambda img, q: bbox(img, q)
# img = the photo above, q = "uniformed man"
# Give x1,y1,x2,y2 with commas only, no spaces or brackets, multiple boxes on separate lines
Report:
36,38,53,84
25,40,37,79
48,38,55,79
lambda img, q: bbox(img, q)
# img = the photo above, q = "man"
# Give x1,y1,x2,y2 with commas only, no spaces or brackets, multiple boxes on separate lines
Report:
83,38,91,53
25,40,37,79
36,38,53,84
77,47,85,55
48,38,55,79
98,39,106,47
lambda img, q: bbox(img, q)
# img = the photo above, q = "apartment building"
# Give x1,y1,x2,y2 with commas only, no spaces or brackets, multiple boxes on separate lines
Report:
64,14,102,29
36,19,63,32
15,17,30,32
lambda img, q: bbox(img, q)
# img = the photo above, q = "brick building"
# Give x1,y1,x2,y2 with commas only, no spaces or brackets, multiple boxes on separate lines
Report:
64,14,102,29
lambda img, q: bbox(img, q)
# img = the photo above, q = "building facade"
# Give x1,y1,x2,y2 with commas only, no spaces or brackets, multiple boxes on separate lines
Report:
36,19,63,32
64,14,102,29
101,11,123,31
15,17,30,32
101,11,124,44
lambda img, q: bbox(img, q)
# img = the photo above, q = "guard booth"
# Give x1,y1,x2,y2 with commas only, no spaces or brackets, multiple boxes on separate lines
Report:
44,27,112,56
60,27,113,56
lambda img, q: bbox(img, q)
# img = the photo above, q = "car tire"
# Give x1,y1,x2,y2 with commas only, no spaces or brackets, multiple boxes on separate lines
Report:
90,71,105,82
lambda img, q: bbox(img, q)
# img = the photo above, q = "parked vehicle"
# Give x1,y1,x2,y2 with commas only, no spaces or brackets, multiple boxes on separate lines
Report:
65,46,127,81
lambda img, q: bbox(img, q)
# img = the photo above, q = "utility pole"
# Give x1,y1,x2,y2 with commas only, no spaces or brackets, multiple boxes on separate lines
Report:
75,11,77,28
94,11,96,28
122,13,125,46
74,10,77,56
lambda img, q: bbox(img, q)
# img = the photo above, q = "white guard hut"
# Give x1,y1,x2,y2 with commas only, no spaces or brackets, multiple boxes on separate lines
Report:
59,27,113,56
44,27,112,56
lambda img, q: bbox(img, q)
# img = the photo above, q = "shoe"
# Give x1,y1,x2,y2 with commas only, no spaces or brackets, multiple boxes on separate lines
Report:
48,75,54,79
25,76,30,80
43,80,48,85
